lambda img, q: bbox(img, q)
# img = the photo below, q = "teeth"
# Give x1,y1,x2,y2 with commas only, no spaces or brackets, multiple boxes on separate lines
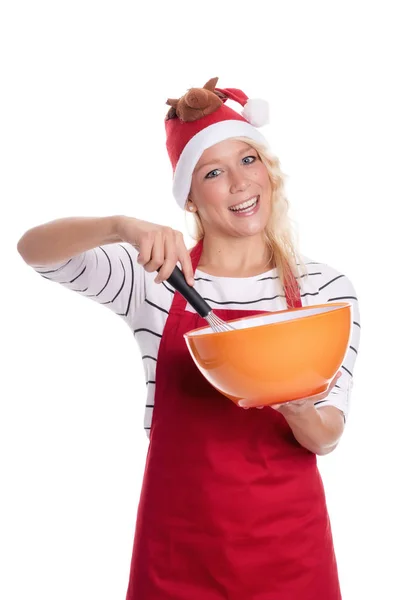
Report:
229,197,258,211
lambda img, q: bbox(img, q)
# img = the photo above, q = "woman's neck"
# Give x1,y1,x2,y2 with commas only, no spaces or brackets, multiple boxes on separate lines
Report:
197,234,274,277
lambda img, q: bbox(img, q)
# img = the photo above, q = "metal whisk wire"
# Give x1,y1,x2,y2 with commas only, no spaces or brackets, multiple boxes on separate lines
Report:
205,310,236,333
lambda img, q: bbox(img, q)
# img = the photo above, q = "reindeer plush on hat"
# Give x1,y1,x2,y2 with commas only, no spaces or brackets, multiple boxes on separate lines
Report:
166,77,269,127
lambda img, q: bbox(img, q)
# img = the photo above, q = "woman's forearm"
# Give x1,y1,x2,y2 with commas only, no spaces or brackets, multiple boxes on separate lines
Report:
283,405,345,455
17,215,125,266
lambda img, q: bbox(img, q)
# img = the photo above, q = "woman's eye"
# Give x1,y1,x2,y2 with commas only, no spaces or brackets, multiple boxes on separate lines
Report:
242,155,257,164
205,169,221,179
204,156,256,179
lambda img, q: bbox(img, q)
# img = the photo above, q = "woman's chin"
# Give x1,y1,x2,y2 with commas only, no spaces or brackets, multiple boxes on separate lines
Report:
231,215,269,236
227,202,269,230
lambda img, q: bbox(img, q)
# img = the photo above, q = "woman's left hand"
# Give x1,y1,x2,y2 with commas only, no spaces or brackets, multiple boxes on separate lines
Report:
238,371,342,413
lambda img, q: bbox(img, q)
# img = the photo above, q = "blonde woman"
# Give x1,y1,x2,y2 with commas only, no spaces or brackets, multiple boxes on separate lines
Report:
17,78,360,599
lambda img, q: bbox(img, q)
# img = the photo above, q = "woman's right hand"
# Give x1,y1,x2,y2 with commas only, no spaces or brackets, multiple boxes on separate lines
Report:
116,216,195,286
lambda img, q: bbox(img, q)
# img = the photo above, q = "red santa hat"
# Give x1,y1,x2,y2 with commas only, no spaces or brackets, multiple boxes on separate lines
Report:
165,77,270,210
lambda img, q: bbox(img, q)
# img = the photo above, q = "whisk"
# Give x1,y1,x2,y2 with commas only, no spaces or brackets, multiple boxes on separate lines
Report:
157,264,236,333
133,242,235,332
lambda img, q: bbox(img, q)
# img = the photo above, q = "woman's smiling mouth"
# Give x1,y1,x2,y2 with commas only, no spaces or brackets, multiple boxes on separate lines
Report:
228,195,260,215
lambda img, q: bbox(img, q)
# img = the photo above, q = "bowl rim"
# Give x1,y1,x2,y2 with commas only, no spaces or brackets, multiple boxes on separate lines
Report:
184,301,352,339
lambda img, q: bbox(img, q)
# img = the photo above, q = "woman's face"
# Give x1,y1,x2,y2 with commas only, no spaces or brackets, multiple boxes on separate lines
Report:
188,139,272,239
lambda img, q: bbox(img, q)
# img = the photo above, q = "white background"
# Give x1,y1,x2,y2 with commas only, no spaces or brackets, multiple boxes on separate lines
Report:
1,1,399,598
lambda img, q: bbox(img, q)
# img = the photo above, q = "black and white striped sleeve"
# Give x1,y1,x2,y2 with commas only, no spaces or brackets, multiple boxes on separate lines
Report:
313,267,361,420
32,242,146,324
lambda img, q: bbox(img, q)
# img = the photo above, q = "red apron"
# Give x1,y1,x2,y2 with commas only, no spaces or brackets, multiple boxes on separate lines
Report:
126,240,341,600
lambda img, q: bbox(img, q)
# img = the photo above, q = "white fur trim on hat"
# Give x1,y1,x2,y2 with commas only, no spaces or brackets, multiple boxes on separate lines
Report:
172,120,267,210
242,99,270,128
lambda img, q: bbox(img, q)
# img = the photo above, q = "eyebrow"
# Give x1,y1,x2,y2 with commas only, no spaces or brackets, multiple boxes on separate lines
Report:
194,145,254,173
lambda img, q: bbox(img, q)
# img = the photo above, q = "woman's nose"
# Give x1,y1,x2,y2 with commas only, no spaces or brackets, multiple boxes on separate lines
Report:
229,171,249,194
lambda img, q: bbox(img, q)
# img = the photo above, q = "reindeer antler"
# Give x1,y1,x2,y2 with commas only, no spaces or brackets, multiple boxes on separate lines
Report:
203,77,219,92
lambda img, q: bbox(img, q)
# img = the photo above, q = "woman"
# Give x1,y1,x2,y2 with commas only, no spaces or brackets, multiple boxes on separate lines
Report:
17,77,360,599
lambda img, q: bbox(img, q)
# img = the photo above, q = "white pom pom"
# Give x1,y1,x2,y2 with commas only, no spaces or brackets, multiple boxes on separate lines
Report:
242,98,270,127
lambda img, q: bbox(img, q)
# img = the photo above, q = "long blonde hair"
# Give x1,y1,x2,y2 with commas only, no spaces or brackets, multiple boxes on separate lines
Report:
183,136,307,296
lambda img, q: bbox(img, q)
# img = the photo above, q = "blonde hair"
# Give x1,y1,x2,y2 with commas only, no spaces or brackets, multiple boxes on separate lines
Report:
184,136,307,297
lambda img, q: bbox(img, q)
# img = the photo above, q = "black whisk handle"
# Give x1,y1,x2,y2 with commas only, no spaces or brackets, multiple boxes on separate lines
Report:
157,265,212,318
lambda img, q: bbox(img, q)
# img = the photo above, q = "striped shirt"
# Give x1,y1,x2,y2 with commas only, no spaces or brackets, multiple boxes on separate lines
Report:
33,242,361,435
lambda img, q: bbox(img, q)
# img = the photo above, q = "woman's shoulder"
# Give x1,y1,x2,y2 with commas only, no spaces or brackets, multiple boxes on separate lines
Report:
298,253,351,277
297,254,358,298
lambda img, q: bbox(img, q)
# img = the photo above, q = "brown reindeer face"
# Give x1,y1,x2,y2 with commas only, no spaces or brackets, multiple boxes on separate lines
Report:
166,77,225,122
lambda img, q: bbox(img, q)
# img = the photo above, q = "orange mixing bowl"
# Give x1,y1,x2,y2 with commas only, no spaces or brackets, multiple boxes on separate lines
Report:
184,303,352,407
